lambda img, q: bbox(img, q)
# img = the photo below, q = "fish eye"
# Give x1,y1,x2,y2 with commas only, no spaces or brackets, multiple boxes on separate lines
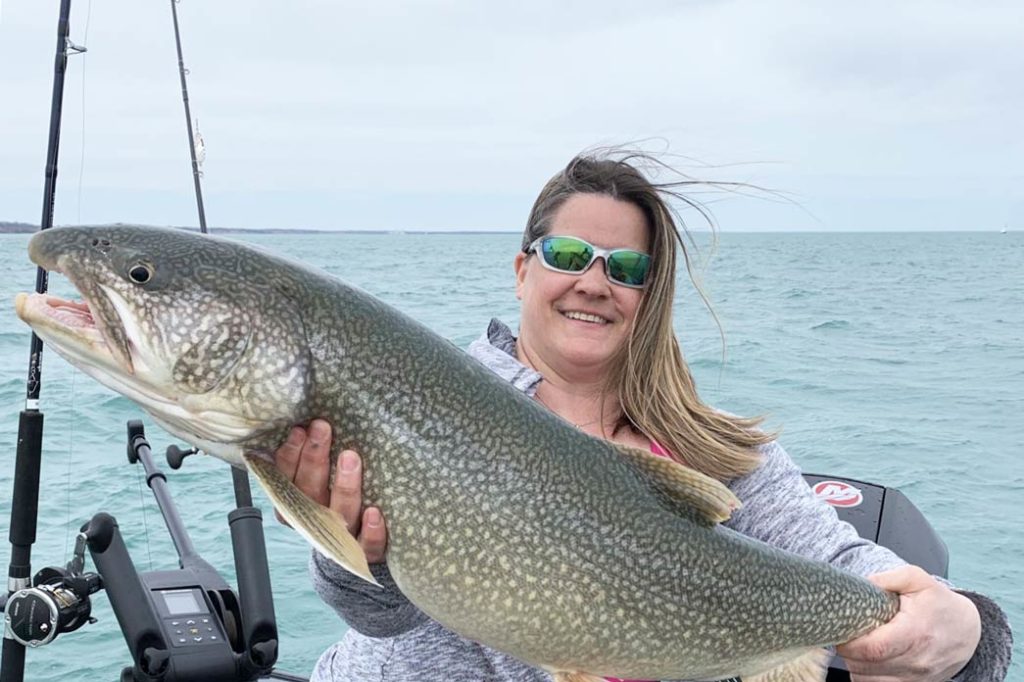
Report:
128,264,154,284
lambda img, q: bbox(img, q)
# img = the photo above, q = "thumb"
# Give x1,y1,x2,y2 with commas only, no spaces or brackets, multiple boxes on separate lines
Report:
867,565,933,594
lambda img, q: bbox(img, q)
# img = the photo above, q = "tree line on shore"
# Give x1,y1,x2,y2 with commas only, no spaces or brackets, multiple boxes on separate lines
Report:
0,222,37,233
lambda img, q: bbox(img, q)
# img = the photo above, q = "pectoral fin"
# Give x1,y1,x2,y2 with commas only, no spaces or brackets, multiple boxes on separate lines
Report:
746,648,829,682
244,453,380,587
612,443,741,526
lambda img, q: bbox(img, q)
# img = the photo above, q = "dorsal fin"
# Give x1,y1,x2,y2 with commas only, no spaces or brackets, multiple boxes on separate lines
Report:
611,443,741,526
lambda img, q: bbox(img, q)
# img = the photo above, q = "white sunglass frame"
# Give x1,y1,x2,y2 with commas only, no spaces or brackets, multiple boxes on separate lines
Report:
526,235,650,289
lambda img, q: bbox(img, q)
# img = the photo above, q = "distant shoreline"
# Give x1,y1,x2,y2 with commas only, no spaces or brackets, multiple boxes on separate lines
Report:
0,222,1010,235
0,222,517,235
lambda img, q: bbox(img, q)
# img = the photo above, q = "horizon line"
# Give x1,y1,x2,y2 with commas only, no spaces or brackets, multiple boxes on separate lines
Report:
0,222,1015,236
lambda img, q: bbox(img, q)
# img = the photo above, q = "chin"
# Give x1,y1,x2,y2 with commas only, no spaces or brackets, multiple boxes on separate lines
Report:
558,346,616,370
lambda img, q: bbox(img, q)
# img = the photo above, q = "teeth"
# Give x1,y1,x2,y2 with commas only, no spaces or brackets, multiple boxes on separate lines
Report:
563,311,608,324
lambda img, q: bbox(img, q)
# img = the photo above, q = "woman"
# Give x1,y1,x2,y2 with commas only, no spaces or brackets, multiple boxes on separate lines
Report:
275,153,1012,681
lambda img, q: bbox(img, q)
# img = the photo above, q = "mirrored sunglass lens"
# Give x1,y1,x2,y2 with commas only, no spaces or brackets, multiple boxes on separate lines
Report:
542,237,593,272
608,251,651,285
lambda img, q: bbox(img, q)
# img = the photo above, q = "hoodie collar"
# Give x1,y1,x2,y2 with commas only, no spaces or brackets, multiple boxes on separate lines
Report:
466,318,543,397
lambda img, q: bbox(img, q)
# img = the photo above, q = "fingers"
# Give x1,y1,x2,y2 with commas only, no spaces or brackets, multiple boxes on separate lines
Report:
293,419,333,506
273,426,308,528
271,423,389,563
361,507,387,563
328,450,387,561
837,596,914,666
839,566,931,663
839,566,957,682
273,420,332,523
331,450,364,536
274,426,307,482
838,619,915,674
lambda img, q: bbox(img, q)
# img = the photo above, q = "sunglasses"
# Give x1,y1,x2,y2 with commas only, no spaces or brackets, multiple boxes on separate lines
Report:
525,235,651,289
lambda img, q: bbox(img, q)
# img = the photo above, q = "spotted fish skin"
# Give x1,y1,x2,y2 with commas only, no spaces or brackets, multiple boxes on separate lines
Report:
19,226,898,681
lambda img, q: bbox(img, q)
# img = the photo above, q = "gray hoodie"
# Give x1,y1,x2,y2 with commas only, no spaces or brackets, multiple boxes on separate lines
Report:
306,320,1012,682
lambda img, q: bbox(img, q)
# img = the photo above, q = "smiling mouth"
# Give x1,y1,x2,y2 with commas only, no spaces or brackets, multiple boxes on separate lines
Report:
561,310,610,325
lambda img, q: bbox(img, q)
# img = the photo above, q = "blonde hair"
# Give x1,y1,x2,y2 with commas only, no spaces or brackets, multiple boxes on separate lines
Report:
522,151,772,481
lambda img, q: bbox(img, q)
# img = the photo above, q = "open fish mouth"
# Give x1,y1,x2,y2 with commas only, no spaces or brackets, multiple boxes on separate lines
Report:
16,293,101,336
14,235,142,375
15,283,134,376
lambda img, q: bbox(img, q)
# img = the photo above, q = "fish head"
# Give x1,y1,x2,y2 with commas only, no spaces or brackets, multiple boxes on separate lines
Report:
15,226,315,461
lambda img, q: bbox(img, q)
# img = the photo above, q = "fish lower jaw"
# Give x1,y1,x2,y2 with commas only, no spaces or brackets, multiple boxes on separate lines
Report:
16,291,137,375
23,316,118,377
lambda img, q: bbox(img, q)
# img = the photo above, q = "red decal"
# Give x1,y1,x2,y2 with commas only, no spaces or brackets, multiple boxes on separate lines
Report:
812,480,863,508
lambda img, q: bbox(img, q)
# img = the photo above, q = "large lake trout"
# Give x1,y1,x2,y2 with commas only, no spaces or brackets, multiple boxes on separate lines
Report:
15,226,898,682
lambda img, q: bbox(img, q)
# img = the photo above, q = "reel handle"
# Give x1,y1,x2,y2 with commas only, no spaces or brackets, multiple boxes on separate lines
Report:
166,445,198,470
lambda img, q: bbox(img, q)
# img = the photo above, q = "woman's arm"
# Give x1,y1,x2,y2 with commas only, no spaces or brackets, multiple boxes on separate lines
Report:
727,440,1012,681
308,550,427,637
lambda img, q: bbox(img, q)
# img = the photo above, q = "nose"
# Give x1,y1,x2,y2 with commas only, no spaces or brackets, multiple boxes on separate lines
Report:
573,257,612,296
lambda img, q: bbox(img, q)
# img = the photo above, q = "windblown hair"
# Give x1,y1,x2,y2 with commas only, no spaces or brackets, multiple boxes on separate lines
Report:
521,151,772,481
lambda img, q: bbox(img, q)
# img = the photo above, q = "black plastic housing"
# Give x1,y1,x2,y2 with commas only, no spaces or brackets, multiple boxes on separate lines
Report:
803,473,949,577
230,508,278,674
84,513,171,680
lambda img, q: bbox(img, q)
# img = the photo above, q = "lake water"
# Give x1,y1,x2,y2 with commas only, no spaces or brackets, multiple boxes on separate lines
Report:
0,230,1020,680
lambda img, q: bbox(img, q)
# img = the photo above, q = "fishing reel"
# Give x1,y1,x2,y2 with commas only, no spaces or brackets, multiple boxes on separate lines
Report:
2,534,102,648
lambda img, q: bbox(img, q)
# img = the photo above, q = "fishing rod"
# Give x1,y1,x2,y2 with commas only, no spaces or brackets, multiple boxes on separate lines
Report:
169,0,208,234
1,2,286,679
1,1,87,679
165,0,256,509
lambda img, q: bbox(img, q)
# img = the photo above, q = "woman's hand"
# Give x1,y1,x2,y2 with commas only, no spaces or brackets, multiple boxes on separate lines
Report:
273,418,388,563
836,565,981,682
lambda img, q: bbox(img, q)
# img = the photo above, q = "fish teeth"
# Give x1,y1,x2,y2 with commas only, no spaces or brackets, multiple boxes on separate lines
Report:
563,311,608,324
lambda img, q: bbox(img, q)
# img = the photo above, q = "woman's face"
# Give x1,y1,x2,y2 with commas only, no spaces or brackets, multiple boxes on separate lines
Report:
514,193,650,382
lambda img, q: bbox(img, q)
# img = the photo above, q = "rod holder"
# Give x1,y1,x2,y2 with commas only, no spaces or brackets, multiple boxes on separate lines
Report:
229,508,278,675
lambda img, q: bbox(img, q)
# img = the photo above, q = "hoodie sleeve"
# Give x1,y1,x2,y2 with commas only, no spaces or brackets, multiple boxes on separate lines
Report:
726,441,1012,681
308,550,428,638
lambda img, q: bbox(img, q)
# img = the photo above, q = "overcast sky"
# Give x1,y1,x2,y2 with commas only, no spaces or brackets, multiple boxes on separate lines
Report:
1,0,1021,231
